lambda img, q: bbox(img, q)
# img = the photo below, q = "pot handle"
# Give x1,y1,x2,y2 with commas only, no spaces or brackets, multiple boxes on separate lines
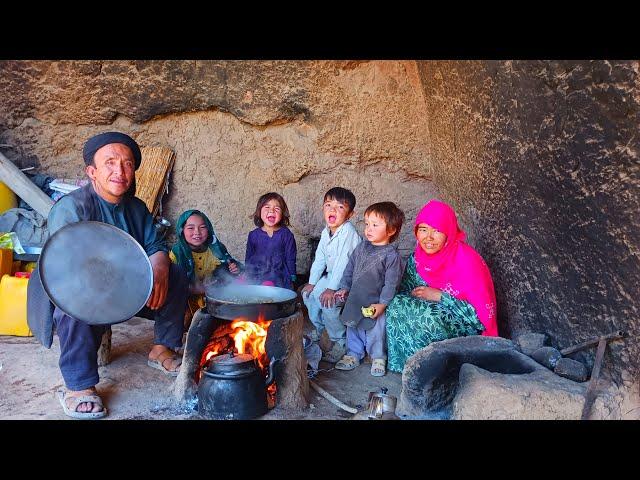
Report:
265,357,279,387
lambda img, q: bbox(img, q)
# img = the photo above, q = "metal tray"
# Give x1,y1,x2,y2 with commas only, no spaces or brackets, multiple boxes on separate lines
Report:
39,221,153,325
205,284,298,321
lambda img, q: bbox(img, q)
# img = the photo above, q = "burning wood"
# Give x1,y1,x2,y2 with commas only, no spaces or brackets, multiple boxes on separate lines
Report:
230,317,272,370
199,314,273,378
198,313,277,408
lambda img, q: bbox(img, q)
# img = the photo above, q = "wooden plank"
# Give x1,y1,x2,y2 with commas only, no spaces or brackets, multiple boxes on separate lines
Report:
580,338,608,420
560,331,624,356
0,151,54,218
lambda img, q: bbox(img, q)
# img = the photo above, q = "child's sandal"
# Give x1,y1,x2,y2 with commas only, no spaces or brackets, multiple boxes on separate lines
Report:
335,355,359,371
371,358,386,377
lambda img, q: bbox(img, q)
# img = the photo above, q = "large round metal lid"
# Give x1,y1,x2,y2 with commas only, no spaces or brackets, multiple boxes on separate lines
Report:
39,221,153,325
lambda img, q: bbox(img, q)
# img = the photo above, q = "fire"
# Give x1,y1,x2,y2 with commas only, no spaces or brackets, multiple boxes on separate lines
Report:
229,316,272,370
199,313,272,374
199,313,277,408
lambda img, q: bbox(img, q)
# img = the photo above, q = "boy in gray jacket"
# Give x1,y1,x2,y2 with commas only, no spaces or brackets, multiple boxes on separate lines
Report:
334,202,405,376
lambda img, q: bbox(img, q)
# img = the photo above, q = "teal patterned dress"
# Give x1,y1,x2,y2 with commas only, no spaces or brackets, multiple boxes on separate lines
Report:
385,253,485,372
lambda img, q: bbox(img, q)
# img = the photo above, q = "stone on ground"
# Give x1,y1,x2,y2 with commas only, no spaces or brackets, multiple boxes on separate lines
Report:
554,357,589,382
530,346,563,370
515,332,547,356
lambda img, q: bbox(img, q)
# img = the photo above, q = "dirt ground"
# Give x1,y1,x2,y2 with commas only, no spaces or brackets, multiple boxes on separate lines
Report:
0,316,402,420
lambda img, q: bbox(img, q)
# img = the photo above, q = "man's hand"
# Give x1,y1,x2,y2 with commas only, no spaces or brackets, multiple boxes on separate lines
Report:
368,303,387,319
147,251,170,310
228,262,239,274
320,288,337,308
301,283,315,297
411,286,442,302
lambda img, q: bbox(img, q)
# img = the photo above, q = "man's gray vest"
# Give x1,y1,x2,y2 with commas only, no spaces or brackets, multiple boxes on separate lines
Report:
27,183,142,347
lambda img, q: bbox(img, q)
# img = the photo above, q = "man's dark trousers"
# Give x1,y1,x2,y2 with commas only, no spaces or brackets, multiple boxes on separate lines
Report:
53,263,188,390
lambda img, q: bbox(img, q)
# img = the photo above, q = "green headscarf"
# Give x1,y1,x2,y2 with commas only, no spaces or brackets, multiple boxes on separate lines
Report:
171,209,237,282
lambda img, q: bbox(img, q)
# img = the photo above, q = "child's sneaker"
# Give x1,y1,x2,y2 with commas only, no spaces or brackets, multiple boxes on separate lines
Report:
335,355,359,371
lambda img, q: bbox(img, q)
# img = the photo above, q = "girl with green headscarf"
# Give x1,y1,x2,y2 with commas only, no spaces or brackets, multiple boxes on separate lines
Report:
169,209,241,326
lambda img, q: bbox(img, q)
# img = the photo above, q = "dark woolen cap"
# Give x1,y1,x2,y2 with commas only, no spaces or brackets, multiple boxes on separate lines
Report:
82,132,142,170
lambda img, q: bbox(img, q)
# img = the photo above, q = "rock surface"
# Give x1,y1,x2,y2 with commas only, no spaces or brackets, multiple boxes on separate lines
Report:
515,332,547,356
0,60,436,274
416,60,640,388
554,357,589,382
1,60,638,410
397,335,544,418
452,362,621,420
531,346,563,370
451,363,588,420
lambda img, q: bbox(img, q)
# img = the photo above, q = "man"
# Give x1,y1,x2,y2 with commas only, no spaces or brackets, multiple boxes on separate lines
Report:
28,132,188,419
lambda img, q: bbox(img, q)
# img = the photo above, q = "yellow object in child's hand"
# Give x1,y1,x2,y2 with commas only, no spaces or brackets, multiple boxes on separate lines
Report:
361,306,376,318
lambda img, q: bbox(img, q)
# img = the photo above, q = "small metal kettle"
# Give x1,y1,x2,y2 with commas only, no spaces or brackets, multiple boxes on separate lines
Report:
367,387,399,420
198,351,277,420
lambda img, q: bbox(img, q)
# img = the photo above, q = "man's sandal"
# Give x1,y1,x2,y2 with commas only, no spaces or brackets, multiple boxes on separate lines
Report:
371,358,386,377
335,355,359,371
57,388,107,419
147,349,182,376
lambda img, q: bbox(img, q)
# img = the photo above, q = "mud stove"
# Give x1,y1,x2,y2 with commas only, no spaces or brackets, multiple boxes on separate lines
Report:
172,285,309,419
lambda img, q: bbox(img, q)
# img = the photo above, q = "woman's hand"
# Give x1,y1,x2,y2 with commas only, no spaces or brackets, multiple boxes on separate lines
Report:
368,303,386,319
411,286,442,302
320,288,337,308
228,262,239,274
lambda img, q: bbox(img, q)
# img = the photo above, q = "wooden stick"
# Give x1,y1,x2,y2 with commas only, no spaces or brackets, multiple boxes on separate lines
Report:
580,338,608,420
309,379,358,414
0,151,54,218
561,331,624,356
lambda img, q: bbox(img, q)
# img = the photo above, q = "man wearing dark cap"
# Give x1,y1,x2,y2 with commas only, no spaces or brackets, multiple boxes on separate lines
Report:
28,132,188,419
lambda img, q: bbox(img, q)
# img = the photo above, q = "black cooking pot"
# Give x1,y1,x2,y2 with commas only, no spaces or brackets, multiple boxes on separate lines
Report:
198,351,277,420
205,284,298,321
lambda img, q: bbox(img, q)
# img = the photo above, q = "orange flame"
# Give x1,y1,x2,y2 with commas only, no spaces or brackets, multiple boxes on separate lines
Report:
229,315,272,370
199,314,273,377
198,314,277,405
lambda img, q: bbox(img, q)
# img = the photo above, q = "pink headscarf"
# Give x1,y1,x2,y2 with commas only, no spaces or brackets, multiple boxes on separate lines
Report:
414,200,498,336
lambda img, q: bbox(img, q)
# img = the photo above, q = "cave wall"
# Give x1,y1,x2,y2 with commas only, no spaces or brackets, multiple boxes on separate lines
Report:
0,60,437,274
417,60,640,392
2,59,638,407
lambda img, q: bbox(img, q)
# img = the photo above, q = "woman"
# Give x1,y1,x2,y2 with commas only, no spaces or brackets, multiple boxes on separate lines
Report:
385,200,497,373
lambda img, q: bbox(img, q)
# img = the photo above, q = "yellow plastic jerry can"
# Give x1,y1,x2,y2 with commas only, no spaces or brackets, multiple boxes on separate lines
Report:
0,181,17,214
0,272,32,336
